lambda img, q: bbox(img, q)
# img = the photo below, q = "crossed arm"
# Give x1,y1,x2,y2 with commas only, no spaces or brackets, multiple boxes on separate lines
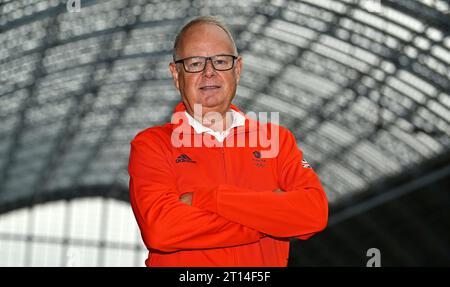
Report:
128,129,328,253
179,188,285,205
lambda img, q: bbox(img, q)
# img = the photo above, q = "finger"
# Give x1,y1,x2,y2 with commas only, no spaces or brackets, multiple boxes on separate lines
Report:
179,193,193,205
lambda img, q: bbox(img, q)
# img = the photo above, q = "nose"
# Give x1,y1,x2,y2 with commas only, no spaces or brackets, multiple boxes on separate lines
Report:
202,58,216,77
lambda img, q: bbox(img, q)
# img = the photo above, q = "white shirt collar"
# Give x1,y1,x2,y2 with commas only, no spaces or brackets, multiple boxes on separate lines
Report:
184,109,246,142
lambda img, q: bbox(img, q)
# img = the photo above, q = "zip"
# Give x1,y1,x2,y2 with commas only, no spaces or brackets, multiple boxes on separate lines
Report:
220,147,238,264
220,147,228,183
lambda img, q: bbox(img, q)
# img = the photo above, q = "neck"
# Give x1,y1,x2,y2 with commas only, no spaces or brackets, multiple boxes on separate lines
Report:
189,110,233,132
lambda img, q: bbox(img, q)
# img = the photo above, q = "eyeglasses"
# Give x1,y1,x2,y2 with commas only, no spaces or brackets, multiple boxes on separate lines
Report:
174,54,238,73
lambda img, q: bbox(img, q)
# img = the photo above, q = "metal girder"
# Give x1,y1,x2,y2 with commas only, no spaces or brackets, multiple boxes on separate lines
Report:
0,13,61,192
0,184,128,215
0,0,449,214
329,151,450,226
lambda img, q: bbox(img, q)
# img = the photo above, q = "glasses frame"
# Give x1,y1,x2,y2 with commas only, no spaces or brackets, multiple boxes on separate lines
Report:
174,54,238,73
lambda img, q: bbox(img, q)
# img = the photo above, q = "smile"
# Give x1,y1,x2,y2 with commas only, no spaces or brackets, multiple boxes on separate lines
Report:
200,85,221,90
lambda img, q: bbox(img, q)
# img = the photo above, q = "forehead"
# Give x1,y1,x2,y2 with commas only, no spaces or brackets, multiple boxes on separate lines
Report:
178,23,235,57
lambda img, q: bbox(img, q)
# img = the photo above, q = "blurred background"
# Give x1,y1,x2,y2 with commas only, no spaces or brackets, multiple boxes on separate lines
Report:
0,0,449,266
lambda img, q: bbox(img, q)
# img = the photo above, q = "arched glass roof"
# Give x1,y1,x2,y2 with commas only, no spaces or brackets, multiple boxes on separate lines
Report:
0,0,449,213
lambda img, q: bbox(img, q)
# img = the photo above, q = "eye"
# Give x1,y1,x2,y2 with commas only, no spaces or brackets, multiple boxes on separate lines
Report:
190,61,202,67
214,60,226,65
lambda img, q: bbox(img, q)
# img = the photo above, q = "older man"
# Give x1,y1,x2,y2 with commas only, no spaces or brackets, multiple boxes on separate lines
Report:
128,16,328,267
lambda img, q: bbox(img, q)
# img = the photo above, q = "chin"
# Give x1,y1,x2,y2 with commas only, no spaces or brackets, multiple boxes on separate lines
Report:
202,95,225,108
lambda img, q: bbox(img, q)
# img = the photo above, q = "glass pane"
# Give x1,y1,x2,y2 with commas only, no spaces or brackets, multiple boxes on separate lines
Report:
31,242,62,267
102,247,135,267
0,240,26,267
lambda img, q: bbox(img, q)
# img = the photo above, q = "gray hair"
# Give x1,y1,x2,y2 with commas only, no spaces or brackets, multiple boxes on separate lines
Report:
172,16,238,61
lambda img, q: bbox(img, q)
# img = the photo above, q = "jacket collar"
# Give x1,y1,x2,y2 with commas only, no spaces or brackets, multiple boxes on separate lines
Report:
170,102,258,135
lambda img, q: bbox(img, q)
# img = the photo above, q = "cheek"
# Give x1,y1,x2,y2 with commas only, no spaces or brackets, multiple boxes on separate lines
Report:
180,77,199,97
223,75,237,90
188,78,199,92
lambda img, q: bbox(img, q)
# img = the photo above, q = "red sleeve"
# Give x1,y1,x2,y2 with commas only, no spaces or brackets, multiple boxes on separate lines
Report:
192,127,328,239
128,131,261,253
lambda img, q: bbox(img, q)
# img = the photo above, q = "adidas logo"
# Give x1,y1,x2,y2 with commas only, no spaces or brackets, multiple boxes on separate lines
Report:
175,153,196,163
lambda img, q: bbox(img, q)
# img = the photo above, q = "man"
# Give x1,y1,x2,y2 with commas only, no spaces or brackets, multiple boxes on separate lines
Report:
128,16,328,267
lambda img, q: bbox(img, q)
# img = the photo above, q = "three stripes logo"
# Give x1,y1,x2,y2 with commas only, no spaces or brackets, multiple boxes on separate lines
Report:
175,153,196,163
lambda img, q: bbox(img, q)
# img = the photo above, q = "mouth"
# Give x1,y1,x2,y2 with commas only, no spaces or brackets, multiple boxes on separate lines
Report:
199,85,221,90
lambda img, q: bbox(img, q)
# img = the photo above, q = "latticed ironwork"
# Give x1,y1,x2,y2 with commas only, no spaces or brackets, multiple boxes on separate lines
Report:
0,0,449,214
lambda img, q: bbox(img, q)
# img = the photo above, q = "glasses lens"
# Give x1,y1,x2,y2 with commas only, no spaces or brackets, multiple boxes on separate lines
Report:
184,57,206,72
212,55,234,70
182,55,235,72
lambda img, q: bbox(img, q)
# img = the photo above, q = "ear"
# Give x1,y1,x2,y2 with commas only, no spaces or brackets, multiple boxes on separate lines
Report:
234,56,242,84
169,62,180,91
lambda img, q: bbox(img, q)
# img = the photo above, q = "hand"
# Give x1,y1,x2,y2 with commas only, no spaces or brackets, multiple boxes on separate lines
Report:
273,188,285,193
179,192,193,206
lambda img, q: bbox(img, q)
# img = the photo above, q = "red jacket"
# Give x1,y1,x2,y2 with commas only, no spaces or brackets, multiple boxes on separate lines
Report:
128,102,328,266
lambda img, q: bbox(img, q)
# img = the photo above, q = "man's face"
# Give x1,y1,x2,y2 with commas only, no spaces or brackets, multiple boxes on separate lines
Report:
169,23,242,117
